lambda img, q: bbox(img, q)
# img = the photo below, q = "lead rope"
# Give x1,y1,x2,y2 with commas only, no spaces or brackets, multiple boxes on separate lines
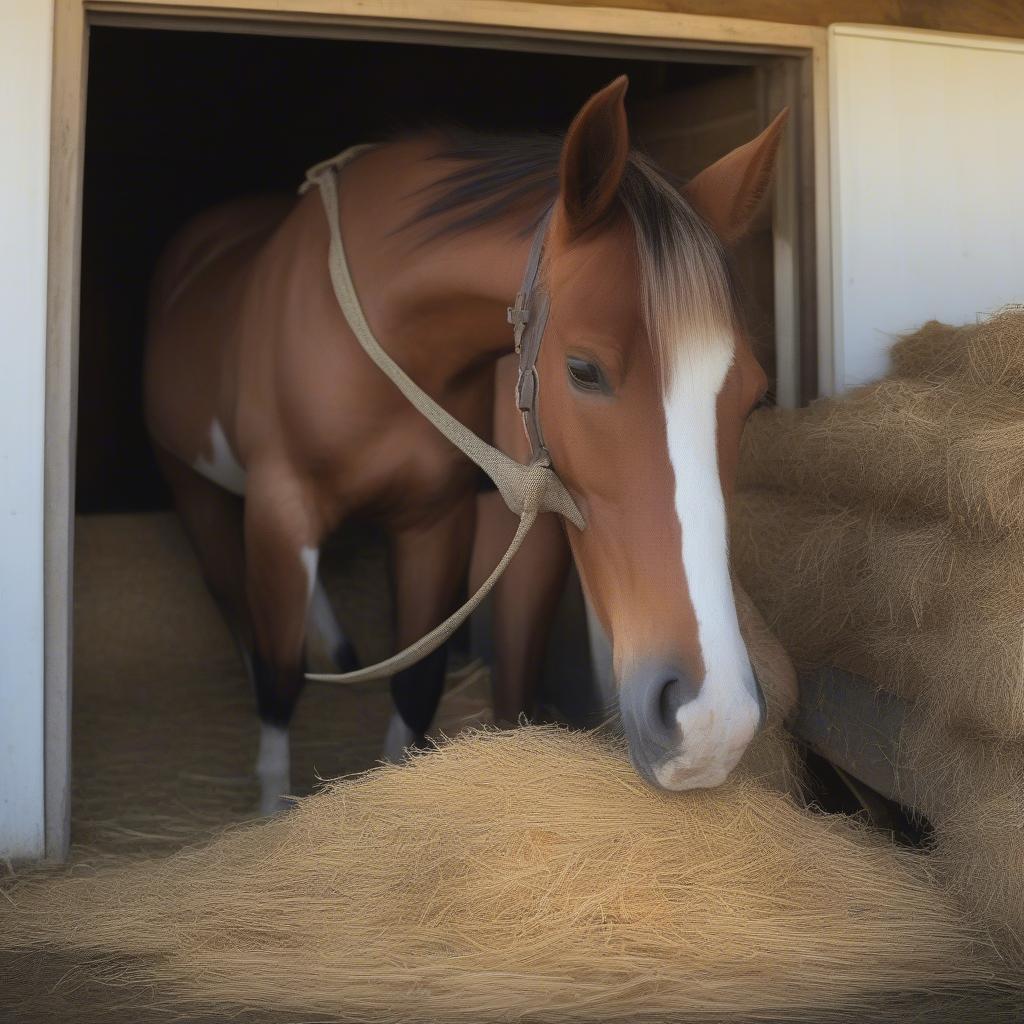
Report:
301,147,585,685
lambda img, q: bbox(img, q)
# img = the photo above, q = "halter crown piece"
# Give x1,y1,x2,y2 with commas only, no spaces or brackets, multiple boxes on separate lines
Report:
301,146,585,685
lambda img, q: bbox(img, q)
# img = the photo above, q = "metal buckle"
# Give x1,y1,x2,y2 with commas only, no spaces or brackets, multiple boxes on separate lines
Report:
507,293,529,327
507,293,530,353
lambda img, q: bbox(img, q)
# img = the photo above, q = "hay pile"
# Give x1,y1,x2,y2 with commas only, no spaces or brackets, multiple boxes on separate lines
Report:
3,514,1011,1021
732,310,1024,953
1,727,1009,1023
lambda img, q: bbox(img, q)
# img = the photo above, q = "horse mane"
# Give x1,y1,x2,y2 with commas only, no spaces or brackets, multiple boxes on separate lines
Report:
404,128,740,388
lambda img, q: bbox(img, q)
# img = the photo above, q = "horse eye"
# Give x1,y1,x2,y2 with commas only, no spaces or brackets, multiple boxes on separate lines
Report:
567,357,609,394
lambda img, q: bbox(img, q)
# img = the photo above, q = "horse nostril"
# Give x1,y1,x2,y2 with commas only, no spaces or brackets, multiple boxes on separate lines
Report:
658,676,693,732
618,664,701,781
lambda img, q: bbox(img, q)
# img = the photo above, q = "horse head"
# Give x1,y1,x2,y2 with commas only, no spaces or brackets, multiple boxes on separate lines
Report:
538,78,786,790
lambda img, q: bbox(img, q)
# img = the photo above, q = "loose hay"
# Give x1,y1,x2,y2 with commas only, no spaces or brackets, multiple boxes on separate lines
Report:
1,727,1007,1023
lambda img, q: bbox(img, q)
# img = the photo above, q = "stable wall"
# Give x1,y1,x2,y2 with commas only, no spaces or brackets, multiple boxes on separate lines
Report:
0,1,53,862
830,26,1024,388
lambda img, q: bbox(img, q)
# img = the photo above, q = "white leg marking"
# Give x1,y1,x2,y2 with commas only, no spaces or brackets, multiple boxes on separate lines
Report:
299,546,318,607
659,333,761,790
307,577,347,658
256,723,292,815
193,419,247,495
381,712,416,764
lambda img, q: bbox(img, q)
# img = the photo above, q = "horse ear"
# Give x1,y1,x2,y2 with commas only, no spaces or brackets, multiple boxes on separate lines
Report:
683,108,789,245
559,76,630,239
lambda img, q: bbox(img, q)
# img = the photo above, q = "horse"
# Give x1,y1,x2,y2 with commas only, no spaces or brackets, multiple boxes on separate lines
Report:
144,76,785,813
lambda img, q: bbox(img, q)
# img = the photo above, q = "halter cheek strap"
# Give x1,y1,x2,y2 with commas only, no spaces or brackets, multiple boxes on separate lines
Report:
508,206,553,464
300,146,584,686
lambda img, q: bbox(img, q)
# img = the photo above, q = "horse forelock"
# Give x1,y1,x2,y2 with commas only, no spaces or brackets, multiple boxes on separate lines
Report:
405,130,739,392
618,155,738,393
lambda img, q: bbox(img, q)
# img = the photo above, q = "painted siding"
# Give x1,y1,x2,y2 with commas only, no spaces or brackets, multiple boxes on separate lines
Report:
830,26,1024,388
0,0,53,859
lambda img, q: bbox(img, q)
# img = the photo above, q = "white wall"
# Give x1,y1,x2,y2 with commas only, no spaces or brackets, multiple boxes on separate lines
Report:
0,0,54,860
830,25,1024,390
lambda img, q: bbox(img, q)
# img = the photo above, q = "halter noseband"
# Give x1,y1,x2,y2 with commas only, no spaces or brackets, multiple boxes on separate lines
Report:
301,147,584,686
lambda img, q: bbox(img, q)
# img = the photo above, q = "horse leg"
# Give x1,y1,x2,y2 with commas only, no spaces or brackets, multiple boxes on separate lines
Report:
473,494,571,725
243,468,324,813
154,446,253,677
307,575,361,673
384,497,476,760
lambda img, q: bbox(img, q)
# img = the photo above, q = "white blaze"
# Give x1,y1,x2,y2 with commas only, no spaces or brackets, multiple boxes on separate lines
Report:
657,335,761,790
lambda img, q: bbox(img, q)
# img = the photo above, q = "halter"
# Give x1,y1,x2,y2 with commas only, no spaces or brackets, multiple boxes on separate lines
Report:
301,146,585,685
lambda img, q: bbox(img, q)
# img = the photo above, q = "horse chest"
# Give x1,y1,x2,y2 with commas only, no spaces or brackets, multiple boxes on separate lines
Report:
365,427,479,525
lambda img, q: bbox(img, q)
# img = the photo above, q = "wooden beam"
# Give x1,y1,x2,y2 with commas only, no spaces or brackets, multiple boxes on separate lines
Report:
44,0,89,862
520,1,1024,42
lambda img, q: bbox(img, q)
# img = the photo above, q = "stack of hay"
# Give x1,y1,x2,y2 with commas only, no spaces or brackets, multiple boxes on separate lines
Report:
732,309,1024,960
2,584,1013,1021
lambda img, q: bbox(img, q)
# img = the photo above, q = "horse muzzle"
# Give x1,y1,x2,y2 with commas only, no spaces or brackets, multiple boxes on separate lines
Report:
618,661,766,791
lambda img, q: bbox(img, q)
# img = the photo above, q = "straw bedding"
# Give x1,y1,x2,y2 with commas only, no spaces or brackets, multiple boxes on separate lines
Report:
2,726,1008,1023
731,310,1024,959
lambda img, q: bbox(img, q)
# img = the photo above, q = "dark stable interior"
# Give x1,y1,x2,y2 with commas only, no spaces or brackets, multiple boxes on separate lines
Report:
78,26,773,511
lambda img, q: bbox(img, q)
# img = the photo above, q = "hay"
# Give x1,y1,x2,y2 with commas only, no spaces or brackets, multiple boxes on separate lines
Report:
740,311,1024,544
890,312,1024,392
732,491,1024,740
894,715,1024,957
731,311,1024,967
1,726,1010,1023
739,378,1024,542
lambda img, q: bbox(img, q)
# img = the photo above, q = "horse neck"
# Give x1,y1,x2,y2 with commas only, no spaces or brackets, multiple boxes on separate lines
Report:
335,141,540,393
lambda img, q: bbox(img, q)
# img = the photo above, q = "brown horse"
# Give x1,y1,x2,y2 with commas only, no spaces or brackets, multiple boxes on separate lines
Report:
144,77,785,812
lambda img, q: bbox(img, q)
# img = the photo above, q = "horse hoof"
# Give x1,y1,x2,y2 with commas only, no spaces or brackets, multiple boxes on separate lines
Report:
381,712,418,764
258,793,294,817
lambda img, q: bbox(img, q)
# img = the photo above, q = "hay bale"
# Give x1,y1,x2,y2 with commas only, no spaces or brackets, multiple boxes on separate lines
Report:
732,491,1024,740
890,311,1024,393
739,311,1024,544
889,713,1024,957
1,727,1009,1023
731,312,1024,964
739,379,1024,542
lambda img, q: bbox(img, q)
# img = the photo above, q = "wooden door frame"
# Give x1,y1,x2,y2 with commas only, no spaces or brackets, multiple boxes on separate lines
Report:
43,0,830,860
